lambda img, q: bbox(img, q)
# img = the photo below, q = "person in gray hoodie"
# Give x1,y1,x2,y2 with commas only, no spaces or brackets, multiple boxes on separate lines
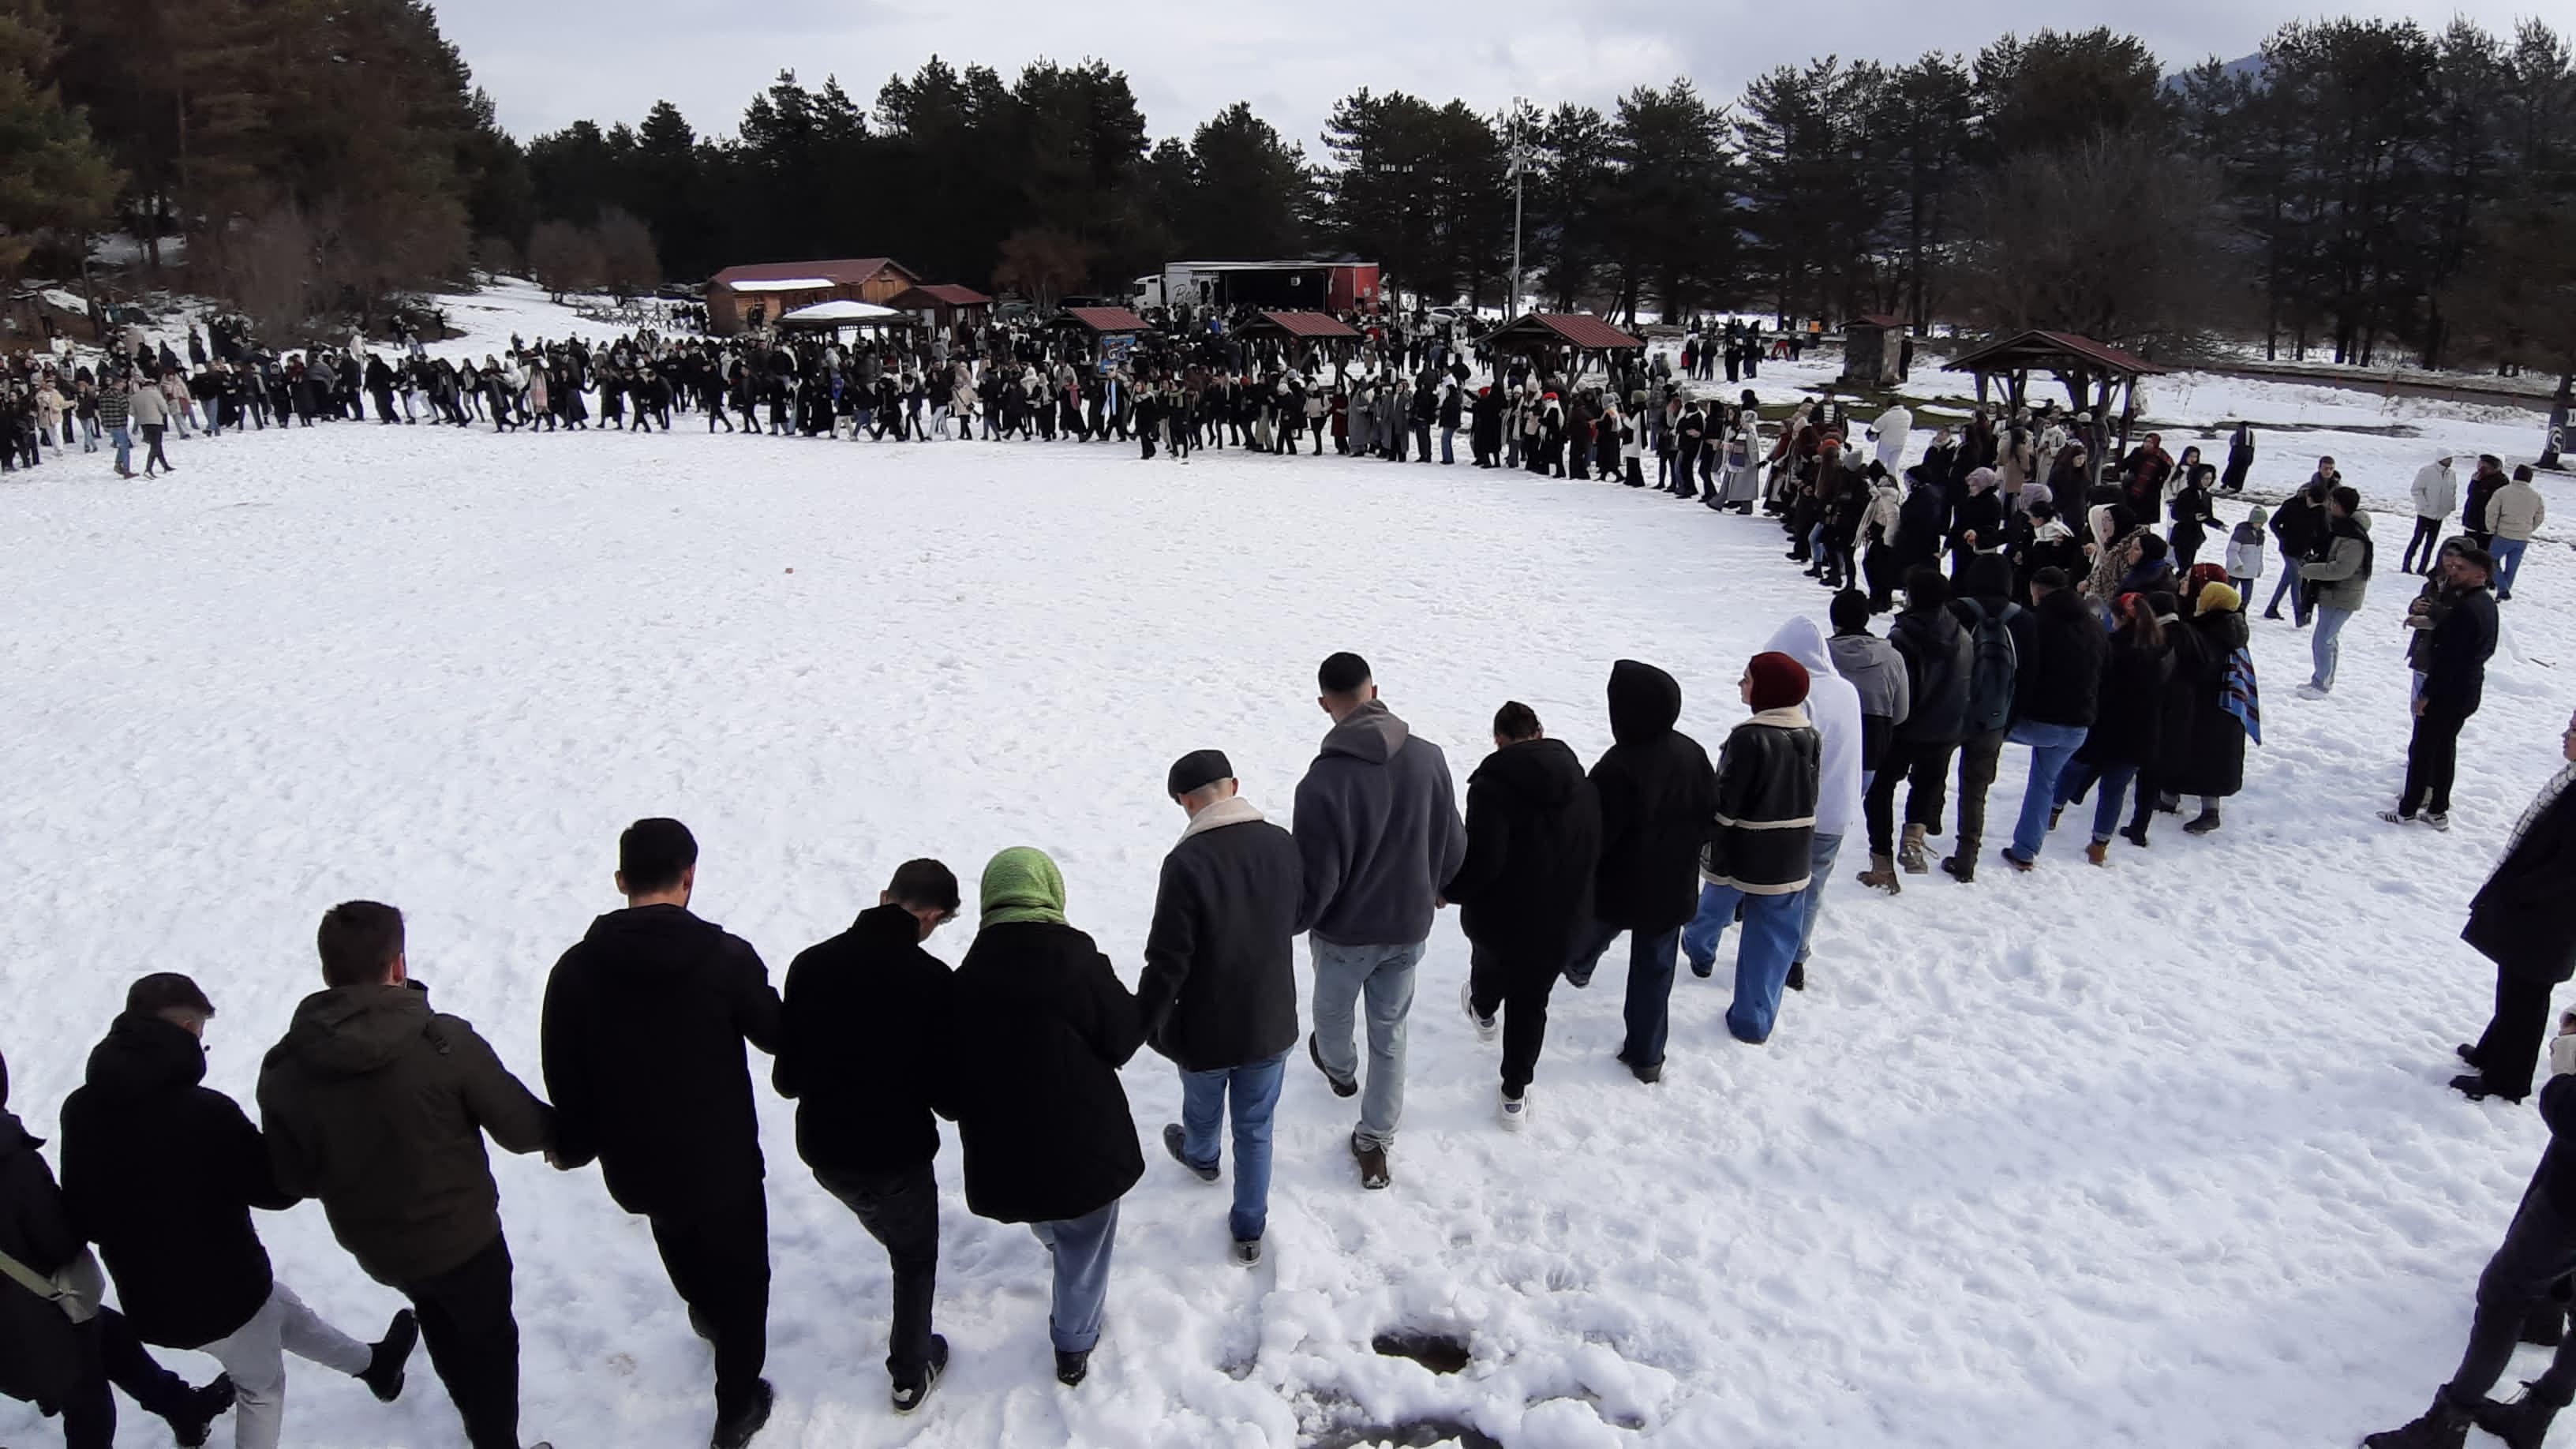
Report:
1294,653,1466,1191
1825,589,1911,788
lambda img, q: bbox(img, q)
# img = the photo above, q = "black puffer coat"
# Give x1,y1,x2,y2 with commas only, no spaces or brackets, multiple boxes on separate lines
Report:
1447,738,1602,972
1587,661,1718,933
2075,634,2175,768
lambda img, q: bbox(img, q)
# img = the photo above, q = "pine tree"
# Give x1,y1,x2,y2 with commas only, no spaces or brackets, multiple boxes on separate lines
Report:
0,0,119,276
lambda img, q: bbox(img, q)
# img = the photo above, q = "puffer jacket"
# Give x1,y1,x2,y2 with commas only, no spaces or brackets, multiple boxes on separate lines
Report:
1588,661,1720,931
2300,511,2375,612
1701,709,1823,895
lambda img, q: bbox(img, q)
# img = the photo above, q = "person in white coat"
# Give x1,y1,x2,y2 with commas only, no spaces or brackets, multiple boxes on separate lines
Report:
1683,614,1863,995
2405,455,2458,577
1870,404,1912,477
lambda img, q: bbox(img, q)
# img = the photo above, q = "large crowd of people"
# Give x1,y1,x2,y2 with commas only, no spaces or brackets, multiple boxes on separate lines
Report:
0,301,2565,1449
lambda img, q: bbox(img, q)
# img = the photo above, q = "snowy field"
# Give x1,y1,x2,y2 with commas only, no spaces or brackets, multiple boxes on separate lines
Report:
4,287,2575,1448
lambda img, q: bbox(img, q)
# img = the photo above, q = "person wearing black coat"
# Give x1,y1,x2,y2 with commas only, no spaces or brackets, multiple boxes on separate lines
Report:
0,1046,234,1449
2123,591,2204,846
2052,597,2174,862
945,848,1144,1388
2453,712,2576,1106
2264,480,2330,623
1860,569,1974,889
540,819,784,1448
60,977,413,1449
2170,590,2252,834
1138,751,1304,1262
1567,661,1718,1084
773,860,960,1411
1999,571,2108,867
1447,706,1602,1122
2389,550,2501,828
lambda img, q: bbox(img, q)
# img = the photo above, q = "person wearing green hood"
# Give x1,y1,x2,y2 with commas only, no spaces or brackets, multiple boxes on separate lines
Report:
944,848,1144,1390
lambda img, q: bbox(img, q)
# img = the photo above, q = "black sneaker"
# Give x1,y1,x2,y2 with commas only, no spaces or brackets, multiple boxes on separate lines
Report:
1786,961,1806,992
1163,1124,1219,1183
1232,1238,1263,1267
710,1377,774,1449
1687,956,1714,979
1055,1349,1091,1387
891,1335,949,1415
359,1309,417,1402
1623,1057,1663,1084
1940,854,1975,883
2361,1387,2473,1448
2454,1072,2527,1104
167,1375,236,1448
1307,1032,1357,1098
1563,963,1594,989
2471,1379,2574,1449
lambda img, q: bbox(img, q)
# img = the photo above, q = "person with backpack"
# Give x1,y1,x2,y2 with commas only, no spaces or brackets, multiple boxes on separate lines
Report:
1858,570,1974,892
1940,556,2031,882
60,974,418,1449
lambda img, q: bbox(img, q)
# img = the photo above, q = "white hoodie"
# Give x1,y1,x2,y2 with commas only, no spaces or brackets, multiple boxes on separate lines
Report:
1763,616,1864,839
2411,460,2458,519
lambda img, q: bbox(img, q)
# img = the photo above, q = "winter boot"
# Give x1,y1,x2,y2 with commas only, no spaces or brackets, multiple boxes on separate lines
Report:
1055,1349,1091,1387
165,1376,237,1449
2084,840,2110,867
2119,820,2151,849
2361,1387,2472,1449
710,1378,775,1449
1941,852,1976,883
2183,808,2222,836
1785,960,1806,991
2472,1378,2576,1448
1897,824,1930,874
1857,853,1902,894
359,1309,418,1402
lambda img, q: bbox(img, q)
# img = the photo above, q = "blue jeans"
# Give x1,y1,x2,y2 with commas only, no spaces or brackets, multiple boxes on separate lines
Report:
110,424,131,473
1679,885,1807,1043
1028,1199,1119,1354
2057,761,2140,841
1440,425,1455,463
1177,1051,1286,1243
2496,537,2529,595
2312,604,2354,690
2267,551,2311,623
1687,833,1843,969
2005,721,2089,860
1573,921,1683,1069
1309,938,1423,1148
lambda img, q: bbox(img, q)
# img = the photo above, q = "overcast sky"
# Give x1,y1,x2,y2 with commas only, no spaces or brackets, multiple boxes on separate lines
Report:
438,0,2554,146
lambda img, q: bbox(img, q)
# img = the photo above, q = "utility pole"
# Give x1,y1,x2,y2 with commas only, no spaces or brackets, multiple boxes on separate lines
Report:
1506,99,1529,321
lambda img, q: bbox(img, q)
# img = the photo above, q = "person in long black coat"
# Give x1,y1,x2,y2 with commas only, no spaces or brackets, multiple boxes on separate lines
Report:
2054,597,2173,859
2125,591,2205,844
945,848,1144,1388
1447,703,1602,1121
2167,586,2252,833
2454,713,2576,1104
1,1046,233,1449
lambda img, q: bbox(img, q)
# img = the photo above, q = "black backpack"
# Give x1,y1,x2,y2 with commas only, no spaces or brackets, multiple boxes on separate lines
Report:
1957,599,2021,732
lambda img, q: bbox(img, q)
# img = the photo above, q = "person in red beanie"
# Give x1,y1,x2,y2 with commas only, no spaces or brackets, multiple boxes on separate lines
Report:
1698,653,1825,1044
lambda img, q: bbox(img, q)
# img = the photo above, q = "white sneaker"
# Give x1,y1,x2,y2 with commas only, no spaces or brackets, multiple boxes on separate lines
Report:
2425,811,2453,833
1462,979,1497,1043
1499,1088,1527,1132
2295,683,2331,699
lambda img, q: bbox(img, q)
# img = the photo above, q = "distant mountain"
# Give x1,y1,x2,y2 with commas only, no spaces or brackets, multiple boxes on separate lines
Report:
2162,54,2264,92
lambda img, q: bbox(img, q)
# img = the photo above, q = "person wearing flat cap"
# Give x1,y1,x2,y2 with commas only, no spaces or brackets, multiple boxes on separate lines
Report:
1136,749,1304,1267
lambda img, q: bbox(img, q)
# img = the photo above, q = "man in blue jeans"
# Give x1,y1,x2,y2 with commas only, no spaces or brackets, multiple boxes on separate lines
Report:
2297,486,2374,698
1139,751,1304,1263
1294,654,1466,1192
1568,661,1718,1082
1999,570,2107,868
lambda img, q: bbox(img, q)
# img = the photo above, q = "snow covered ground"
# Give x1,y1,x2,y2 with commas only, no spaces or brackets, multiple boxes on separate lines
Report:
6,290,2575,1448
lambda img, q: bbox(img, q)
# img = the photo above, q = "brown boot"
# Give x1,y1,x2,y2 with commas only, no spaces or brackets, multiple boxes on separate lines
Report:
1856,853,1902,893
1897,824,1930,874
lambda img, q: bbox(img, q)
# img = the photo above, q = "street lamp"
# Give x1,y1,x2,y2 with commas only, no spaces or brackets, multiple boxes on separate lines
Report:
1506,99,1530,322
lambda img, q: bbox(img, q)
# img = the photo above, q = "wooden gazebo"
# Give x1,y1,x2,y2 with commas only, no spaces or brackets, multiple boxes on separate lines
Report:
1485,313,1643,379
1945,329,2169,452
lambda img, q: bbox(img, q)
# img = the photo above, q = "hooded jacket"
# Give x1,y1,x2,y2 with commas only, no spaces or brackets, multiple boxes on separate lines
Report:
774,904,953,1176
1765,618,1865,838
257,983,552,1286
1445,737,1603,972
1293,701,1466,947
59,1013,291,1349
2412,462,2458,519
2491,480,2546,542
541,904,781,1219
0,1052,84,1406
1889,602,1975,747
1828,630,1911,773
2015,586,2109,728
1138,798,1305,1073
1588,661,1720,931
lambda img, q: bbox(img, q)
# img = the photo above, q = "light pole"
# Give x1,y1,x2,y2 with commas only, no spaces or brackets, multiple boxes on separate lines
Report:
1506,99,1530,321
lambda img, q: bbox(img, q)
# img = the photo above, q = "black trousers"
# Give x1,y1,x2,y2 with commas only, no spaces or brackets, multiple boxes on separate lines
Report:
51,1306,197,1449
2473,972,2557,1103
1866,739,1958,854
1468,944,1560,1095
1952,728,2008,852
2403,701,2475,817
2450,1185,2576,1402
814,1163,939,1386
402,1234,520,1449
2403,515,2447,575
650,1185,770,1418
